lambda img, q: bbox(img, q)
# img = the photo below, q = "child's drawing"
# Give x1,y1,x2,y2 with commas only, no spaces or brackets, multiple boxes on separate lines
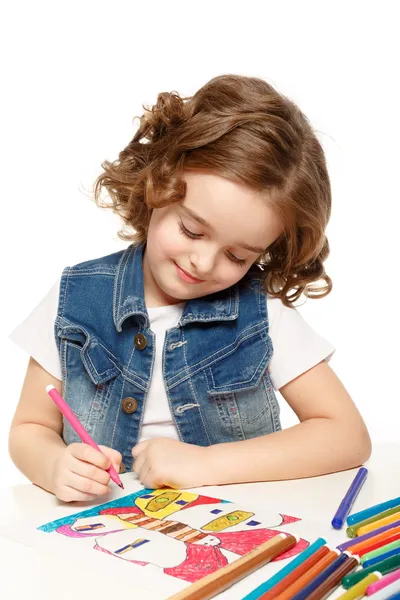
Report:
38,489,309,583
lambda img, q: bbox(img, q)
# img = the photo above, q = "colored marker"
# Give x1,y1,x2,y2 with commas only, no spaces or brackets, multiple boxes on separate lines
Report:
331,467,368,530
242,537,327,599
366,567,400,595
305,554,360,600
347,496,400,526
269,550,340,600
363,546,400,569
342,553,400,588
344,525,400,556
290,552,353,600
337,521,400,551
366,579,400,599
358,511,400,536
355,532,400,557
168,533,297,600
362,539,400,564
257,545,330,600
45,385,124,489
347,506,400,537
337,572,381,599
387,592,400,600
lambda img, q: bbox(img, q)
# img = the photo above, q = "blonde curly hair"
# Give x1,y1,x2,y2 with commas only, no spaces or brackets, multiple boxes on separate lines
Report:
93,74,332,306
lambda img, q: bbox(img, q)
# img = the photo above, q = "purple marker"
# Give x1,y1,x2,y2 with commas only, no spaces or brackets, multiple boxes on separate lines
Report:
337,519,400,552
331,467,368,529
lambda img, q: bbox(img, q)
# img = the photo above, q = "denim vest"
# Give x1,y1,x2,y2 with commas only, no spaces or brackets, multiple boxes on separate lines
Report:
55,243,281,471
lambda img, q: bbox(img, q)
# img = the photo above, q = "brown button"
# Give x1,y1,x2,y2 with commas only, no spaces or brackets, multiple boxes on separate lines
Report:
121,397,138,414
119,462,126,474
134,333,147,350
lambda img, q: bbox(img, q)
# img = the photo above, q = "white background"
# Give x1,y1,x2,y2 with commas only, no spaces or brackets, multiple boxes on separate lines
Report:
1,1,399,490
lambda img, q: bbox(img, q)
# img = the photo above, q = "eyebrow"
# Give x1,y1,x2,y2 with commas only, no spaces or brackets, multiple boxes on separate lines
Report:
180,205,266,254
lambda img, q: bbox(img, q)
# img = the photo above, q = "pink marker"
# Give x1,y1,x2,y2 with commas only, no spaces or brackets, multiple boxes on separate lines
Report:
46,385,124,489
366,566,400,595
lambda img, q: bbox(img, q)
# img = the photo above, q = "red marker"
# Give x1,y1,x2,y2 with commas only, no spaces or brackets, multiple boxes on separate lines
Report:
46,385,124,489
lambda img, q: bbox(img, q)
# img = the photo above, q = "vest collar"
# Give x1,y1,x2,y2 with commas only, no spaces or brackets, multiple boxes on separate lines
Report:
113,244,239,331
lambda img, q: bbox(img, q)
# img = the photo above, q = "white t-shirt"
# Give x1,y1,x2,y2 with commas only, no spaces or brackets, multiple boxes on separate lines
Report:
10,279,335,442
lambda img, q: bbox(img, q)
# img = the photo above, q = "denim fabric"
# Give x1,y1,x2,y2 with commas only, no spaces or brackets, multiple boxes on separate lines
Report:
55,243,281,471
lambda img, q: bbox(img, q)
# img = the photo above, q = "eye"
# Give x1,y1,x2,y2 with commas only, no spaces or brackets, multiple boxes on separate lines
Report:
179,221,202,239
227,252,246,267
179,218,246,267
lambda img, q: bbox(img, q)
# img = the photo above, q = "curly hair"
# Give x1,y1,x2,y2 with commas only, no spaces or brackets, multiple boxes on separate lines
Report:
93,74,332,306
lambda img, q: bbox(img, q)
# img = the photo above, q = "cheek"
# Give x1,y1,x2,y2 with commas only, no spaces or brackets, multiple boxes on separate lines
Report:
214,262,248,287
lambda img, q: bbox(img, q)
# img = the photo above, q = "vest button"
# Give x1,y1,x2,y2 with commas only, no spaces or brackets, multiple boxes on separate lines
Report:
134,333,147,350
119,462,127,474
121,397,138,414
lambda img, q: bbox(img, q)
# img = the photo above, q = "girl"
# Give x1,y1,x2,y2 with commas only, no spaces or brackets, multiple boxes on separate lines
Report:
9,74,371,502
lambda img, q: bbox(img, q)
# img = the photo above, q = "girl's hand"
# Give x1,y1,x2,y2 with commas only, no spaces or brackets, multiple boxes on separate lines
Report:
52,443,122,502
131,438,212,489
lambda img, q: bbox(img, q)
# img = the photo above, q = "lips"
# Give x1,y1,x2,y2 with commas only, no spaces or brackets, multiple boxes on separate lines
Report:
175,262,205,283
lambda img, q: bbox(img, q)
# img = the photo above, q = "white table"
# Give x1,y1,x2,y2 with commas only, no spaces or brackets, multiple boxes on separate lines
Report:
1,442,398,600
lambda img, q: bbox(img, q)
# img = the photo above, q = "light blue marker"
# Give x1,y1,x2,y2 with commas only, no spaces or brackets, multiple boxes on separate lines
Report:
241,537,326,600
347,495,400,526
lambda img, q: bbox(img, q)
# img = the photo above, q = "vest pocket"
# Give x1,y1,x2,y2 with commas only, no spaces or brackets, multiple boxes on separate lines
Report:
207,371,281,441
56,323,120,441
205,329,272,393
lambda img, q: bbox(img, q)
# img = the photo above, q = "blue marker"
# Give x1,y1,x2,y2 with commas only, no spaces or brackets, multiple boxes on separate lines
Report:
363,546,400,569
241,537,326,600
331,467,368,529
387,593,400,600
347,496,400,526
290,552,350,600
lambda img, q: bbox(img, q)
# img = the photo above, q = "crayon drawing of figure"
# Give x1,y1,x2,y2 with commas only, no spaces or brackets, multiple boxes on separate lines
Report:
38,489,308,583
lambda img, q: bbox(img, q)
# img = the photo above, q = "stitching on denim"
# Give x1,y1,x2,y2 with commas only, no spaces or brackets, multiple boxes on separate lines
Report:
65,269,115,276
164,329,184,441
182,328,211,445
60,267,70,319
114,245,133,329
165,322,268,390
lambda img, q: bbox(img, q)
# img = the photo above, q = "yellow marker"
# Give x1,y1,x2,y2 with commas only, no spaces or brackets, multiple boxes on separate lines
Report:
358,510,400,536
337,571,381,599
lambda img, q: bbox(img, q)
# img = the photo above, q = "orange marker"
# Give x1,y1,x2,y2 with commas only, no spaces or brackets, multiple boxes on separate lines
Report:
346,525,400,555
273,549,340,600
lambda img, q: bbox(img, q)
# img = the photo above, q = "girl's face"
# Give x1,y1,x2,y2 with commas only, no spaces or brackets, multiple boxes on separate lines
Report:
142,171,283,307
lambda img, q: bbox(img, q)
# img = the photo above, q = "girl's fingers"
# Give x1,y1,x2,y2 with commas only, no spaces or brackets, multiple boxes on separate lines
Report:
70,457,111,485
132,440,149,459
133,451,146,476
137,458,152,486
70,443,110,470
66,470,111,497
60,486,98,502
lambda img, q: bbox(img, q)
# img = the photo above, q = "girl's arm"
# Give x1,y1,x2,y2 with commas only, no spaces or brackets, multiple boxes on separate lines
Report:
132,360,372,488
9,357,122,500
208,360,372,484
8,357,67,492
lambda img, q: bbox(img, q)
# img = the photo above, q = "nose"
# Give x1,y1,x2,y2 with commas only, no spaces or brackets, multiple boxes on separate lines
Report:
189,244,217,277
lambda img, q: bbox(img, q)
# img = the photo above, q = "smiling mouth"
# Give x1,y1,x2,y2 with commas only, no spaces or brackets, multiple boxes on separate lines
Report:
175,262,205,283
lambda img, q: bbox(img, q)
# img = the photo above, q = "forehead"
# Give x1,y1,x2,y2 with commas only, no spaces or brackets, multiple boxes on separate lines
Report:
181,171,282,246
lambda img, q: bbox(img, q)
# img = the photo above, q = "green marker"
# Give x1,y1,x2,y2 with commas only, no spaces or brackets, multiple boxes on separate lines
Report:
346,505,400,537
342,553,400,588
361,538,400,564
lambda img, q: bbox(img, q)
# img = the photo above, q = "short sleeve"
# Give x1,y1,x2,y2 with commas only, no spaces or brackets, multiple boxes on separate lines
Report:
9,279,62,380
267,296,335,390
